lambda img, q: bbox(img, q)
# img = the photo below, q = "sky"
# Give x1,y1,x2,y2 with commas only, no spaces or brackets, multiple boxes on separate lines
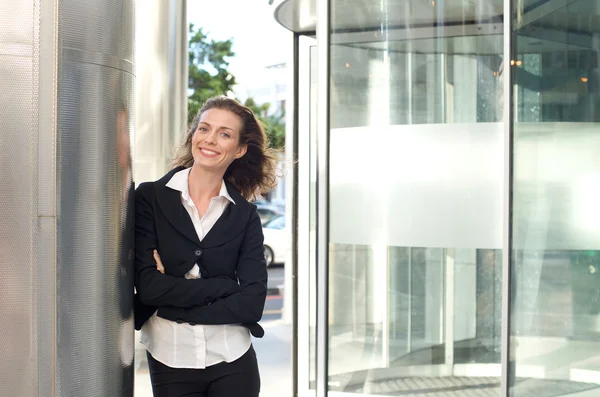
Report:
187,0,292,96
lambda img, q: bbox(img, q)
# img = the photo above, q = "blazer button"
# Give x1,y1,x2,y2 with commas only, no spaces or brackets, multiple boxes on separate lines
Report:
205,299,212,306
176,319,183,324
194,249,202,257
189,322,196,326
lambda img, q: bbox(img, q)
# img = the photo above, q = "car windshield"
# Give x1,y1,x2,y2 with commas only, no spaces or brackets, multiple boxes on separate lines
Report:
264,215,285,230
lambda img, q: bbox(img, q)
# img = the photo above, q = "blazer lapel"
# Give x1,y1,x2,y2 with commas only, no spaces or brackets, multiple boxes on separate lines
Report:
154,167,202,246
201,182,250,248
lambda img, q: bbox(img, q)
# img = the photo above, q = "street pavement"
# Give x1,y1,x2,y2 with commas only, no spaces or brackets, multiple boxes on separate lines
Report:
134,265,292,396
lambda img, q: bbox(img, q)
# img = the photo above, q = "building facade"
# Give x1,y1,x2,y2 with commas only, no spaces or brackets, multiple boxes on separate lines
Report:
245,62,289,118
274,0,600,396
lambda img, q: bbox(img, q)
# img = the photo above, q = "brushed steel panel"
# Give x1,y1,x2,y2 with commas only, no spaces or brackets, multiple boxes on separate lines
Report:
1,0,135,395
56,61,134,397
0,0,34,55
0,54,36,397
61,0,134,66
37,217,57,397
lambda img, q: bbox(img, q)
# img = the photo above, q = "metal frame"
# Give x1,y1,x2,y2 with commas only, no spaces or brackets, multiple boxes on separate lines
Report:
330,22,502,46
501,0,515,395
444,249,455,374
407,248,412,353
315,0,331,395
296,33,318,397
291,31,300,397
36,0,60,395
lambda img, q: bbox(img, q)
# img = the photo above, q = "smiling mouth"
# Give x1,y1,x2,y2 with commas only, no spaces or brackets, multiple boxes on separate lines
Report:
199,148,219,156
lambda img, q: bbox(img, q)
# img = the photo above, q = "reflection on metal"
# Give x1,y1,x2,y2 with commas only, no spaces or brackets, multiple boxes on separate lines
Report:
0,0,135,395
274,0,317,35
134,0,188,184
58,0,136,395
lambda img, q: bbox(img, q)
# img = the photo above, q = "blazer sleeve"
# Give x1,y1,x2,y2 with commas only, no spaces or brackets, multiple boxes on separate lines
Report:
157,207,268,324
134,182,241,307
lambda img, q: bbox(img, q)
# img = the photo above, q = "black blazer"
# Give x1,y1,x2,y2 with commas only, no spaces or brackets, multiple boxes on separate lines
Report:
133,166,267,338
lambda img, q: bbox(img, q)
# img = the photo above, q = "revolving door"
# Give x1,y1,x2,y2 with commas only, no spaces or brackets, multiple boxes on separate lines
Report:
281,0,600,395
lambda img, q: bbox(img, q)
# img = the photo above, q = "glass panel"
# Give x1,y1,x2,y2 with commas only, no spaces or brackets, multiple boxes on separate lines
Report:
510,0,600,395
327,0,504,395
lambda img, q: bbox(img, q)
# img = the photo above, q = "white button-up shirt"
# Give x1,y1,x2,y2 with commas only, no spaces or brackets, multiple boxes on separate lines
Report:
140,168,251,368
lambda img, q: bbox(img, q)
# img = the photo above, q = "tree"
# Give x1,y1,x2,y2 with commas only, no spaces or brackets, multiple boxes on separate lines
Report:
242,98,286,150
187,24,285,149
188,23,236,121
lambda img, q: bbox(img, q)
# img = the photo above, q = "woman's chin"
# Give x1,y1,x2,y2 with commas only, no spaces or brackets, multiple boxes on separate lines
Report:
192,160,227,174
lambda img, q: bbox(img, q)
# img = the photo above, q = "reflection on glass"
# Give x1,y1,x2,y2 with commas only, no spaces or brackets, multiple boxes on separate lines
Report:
510,0,600,395
327,1,504,394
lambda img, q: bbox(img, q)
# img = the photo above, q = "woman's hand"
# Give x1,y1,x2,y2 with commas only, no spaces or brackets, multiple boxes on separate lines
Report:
154,250,165,274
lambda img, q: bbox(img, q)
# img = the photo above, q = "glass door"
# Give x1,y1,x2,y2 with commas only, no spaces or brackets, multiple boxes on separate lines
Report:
324,0,505,395
291,0,600,396
509,0,600,395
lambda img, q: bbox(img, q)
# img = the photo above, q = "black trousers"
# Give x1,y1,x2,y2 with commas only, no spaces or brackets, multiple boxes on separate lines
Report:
146,346,261,397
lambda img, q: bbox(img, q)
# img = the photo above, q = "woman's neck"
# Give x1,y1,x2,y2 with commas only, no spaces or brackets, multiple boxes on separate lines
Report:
188,165,224,201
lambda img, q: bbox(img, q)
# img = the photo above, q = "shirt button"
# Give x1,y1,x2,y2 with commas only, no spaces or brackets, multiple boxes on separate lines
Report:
194,249,202,257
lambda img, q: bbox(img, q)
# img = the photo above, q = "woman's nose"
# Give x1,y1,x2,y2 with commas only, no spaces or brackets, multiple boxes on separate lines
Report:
203,132,217,144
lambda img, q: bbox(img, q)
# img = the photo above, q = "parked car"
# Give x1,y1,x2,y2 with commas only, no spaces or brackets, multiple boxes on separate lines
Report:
262,215,286,267
255,204,282,225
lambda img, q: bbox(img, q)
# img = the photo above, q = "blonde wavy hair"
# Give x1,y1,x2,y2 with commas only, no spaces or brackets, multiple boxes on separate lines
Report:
173,96,279,201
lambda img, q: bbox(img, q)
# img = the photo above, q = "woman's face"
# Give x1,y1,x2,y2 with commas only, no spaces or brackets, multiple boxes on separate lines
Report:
191,108,247,174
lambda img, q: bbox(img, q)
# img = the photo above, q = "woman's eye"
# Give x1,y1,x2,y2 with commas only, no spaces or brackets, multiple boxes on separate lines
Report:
198,127,208,133
221,132,230,138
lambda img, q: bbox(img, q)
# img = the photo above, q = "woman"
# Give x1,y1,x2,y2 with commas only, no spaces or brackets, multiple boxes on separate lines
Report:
134,96,278,396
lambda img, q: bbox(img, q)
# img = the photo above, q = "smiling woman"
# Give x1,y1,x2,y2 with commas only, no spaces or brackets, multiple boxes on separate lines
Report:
173,96,279,200
134,95,281,397
192,108,247,174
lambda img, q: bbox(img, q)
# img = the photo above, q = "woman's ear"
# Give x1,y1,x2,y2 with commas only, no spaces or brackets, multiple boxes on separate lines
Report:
235,144,248,159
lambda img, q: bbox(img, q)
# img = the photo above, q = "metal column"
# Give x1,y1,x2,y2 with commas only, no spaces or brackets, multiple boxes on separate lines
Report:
316,0,331,395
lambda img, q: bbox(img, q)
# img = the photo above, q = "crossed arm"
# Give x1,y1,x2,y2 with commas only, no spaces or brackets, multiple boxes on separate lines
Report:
134,182,240,308
156,209,268,325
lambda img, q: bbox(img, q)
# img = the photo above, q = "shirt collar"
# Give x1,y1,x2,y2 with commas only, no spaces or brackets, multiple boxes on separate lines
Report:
166,167,236,205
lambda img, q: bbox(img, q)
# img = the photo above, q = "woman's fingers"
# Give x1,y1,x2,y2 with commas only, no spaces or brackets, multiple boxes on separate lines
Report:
154,249,165,274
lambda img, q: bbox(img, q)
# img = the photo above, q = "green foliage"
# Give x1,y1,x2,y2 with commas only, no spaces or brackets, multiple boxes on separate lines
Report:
187,24,285,149
243,98,286,150
188,23,236,122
